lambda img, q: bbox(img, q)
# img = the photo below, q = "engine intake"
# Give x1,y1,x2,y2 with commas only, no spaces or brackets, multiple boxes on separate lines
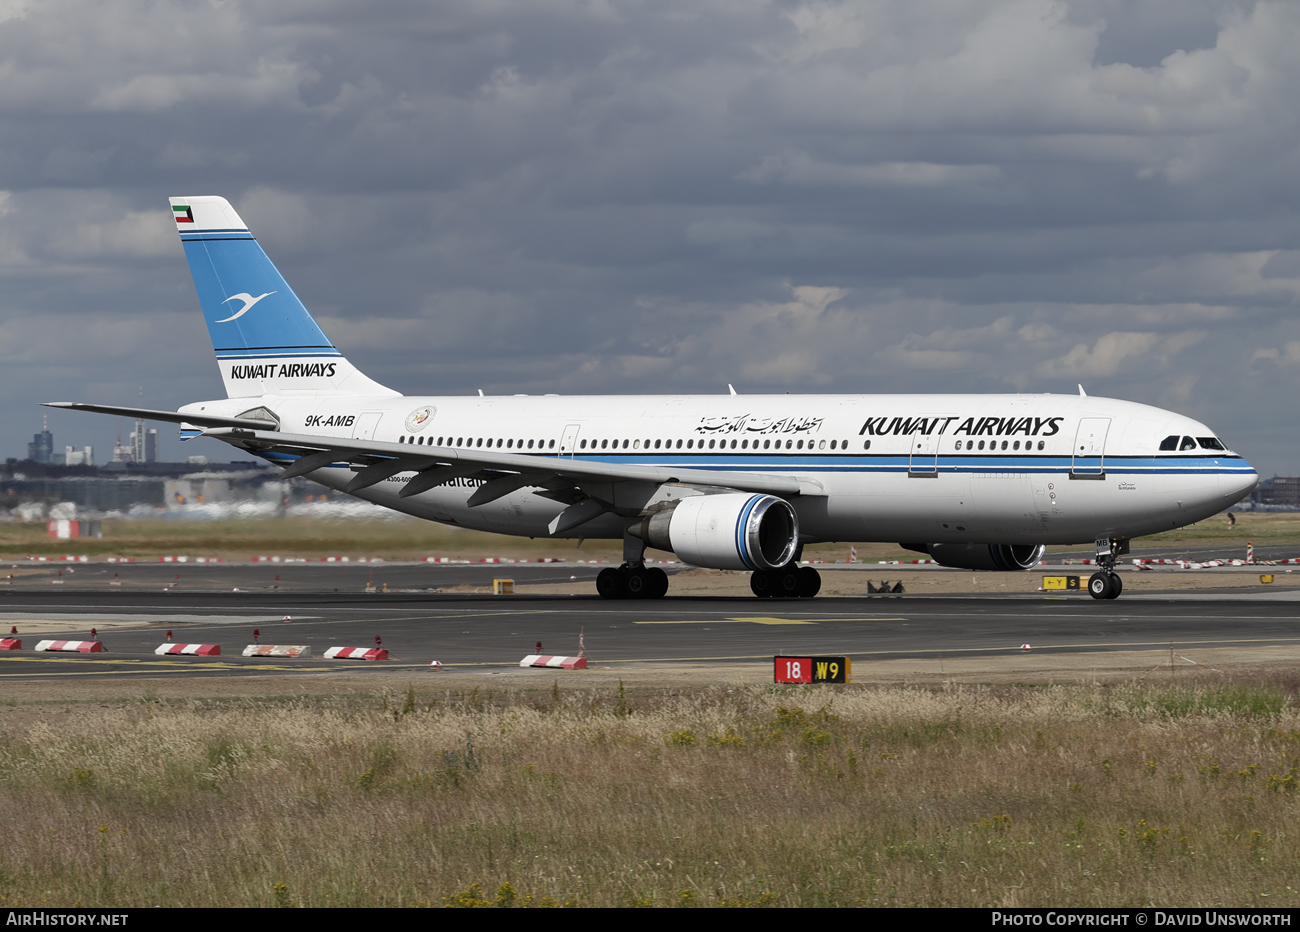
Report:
636,493,799,571
909,543,1046,571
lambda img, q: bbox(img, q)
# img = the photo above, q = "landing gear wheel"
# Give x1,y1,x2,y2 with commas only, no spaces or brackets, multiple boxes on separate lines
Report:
624,567,650,599
1105,572,1122,599
750,571,775,597
1088,572,1113,600
775,566,801,597
597,567,626,599
797,566,821,598
646,567,669,599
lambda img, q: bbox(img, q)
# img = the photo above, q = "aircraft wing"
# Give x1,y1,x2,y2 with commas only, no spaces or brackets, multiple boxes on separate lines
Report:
198,426,816,502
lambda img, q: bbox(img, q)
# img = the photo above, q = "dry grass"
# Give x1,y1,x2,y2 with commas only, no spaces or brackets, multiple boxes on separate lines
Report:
1,678,1299,907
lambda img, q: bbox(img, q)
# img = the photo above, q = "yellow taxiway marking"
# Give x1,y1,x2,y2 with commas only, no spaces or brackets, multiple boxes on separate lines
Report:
635,616,909,626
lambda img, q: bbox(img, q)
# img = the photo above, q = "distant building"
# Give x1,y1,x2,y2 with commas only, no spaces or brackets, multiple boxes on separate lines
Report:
63,445,94,467
1255,476,1300,509
129,420,158,464
27,421,53,464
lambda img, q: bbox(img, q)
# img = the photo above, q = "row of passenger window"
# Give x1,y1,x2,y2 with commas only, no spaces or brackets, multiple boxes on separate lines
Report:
577,437,854,451
397,436,557,449
955,440,1047,451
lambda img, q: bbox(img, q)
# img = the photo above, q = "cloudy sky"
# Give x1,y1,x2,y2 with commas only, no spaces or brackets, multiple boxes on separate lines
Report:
5,0,1300,476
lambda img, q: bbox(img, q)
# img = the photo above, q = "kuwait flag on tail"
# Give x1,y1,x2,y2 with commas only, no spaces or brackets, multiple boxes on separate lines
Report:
173,205,193,223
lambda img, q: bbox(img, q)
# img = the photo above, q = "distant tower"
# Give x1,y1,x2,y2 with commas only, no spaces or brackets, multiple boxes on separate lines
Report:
27,415,53,464
129,419,158,464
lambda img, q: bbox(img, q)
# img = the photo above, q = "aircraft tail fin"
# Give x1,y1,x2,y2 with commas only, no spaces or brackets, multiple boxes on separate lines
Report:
170,196,398,399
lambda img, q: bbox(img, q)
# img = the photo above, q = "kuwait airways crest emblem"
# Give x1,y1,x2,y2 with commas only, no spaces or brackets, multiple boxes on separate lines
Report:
405,406,436,433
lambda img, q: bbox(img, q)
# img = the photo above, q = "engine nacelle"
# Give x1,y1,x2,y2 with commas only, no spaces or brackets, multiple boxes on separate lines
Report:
637,493,799,571
909,543,1046,571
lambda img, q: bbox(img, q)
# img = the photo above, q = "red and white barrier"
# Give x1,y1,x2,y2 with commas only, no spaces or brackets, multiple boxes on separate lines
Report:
519,654,587,670
324,646,388,660
155,643,220,656
0,638,20,651
242,645,311,658
35,640,102,653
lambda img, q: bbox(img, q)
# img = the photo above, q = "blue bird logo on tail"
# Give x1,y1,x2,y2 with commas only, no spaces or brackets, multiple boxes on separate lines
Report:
215,291,276,323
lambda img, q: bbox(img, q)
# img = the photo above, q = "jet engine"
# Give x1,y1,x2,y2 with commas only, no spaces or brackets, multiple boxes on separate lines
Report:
902,543,1046,571
634,492,799,571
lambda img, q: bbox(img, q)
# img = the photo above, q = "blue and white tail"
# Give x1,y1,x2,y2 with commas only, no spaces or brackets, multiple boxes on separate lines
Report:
170,196,398,399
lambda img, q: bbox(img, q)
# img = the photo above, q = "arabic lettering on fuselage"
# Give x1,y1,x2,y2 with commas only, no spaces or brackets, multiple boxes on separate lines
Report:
858,416,1065,437
695,414,824,435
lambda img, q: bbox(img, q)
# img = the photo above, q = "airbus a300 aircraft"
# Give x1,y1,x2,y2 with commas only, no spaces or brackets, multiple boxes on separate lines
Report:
47,197,1258,600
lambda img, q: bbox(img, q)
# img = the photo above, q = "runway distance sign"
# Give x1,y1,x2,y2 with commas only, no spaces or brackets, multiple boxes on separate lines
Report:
774,656,851,684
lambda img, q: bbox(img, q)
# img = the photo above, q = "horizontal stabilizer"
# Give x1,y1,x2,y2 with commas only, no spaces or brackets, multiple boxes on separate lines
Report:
42,402,277,431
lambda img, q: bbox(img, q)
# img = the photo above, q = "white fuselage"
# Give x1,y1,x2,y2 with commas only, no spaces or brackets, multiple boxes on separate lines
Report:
182,391,1257,546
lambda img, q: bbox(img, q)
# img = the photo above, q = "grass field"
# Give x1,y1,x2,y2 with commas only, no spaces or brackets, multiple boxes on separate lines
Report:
0,509,1293,563
1,678,1297,907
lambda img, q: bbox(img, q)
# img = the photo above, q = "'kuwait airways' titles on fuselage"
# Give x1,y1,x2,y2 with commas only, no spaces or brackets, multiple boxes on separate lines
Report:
859,415,1065,437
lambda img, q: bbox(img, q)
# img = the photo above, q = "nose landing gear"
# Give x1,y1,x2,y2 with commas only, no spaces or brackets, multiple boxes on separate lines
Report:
1087,537,1129,600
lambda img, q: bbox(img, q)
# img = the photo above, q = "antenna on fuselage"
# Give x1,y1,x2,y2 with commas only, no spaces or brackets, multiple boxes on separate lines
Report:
728,383,737,396
1078,384,1087,396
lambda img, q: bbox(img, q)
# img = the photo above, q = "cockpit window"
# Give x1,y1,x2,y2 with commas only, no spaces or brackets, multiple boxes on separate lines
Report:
1159,435,1179,451
1197,437,1226,451
1179,436,1197,451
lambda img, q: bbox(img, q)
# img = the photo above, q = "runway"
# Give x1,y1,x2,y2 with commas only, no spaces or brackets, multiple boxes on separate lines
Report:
0,563,1296,680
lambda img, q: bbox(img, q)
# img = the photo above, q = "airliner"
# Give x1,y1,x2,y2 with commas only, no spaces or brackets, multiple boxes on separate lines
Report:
46,196,1258,600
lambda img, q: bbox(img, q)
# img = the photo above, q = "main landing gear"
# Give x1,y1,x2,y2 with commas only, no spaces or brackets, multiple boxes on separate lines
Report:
1087,537,1129,600
597,563,669,600
597,529,670,600
750,564,821,598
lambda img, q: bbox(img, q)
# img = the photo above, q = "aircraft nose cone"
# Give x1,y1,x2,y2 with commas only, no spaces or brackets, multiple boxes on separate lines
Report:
1218,460,1259,502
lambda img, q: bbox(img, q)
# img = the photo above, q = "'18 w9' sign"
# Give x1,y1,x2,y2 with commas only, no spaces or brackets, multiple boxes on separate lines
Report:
774,656,852,684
